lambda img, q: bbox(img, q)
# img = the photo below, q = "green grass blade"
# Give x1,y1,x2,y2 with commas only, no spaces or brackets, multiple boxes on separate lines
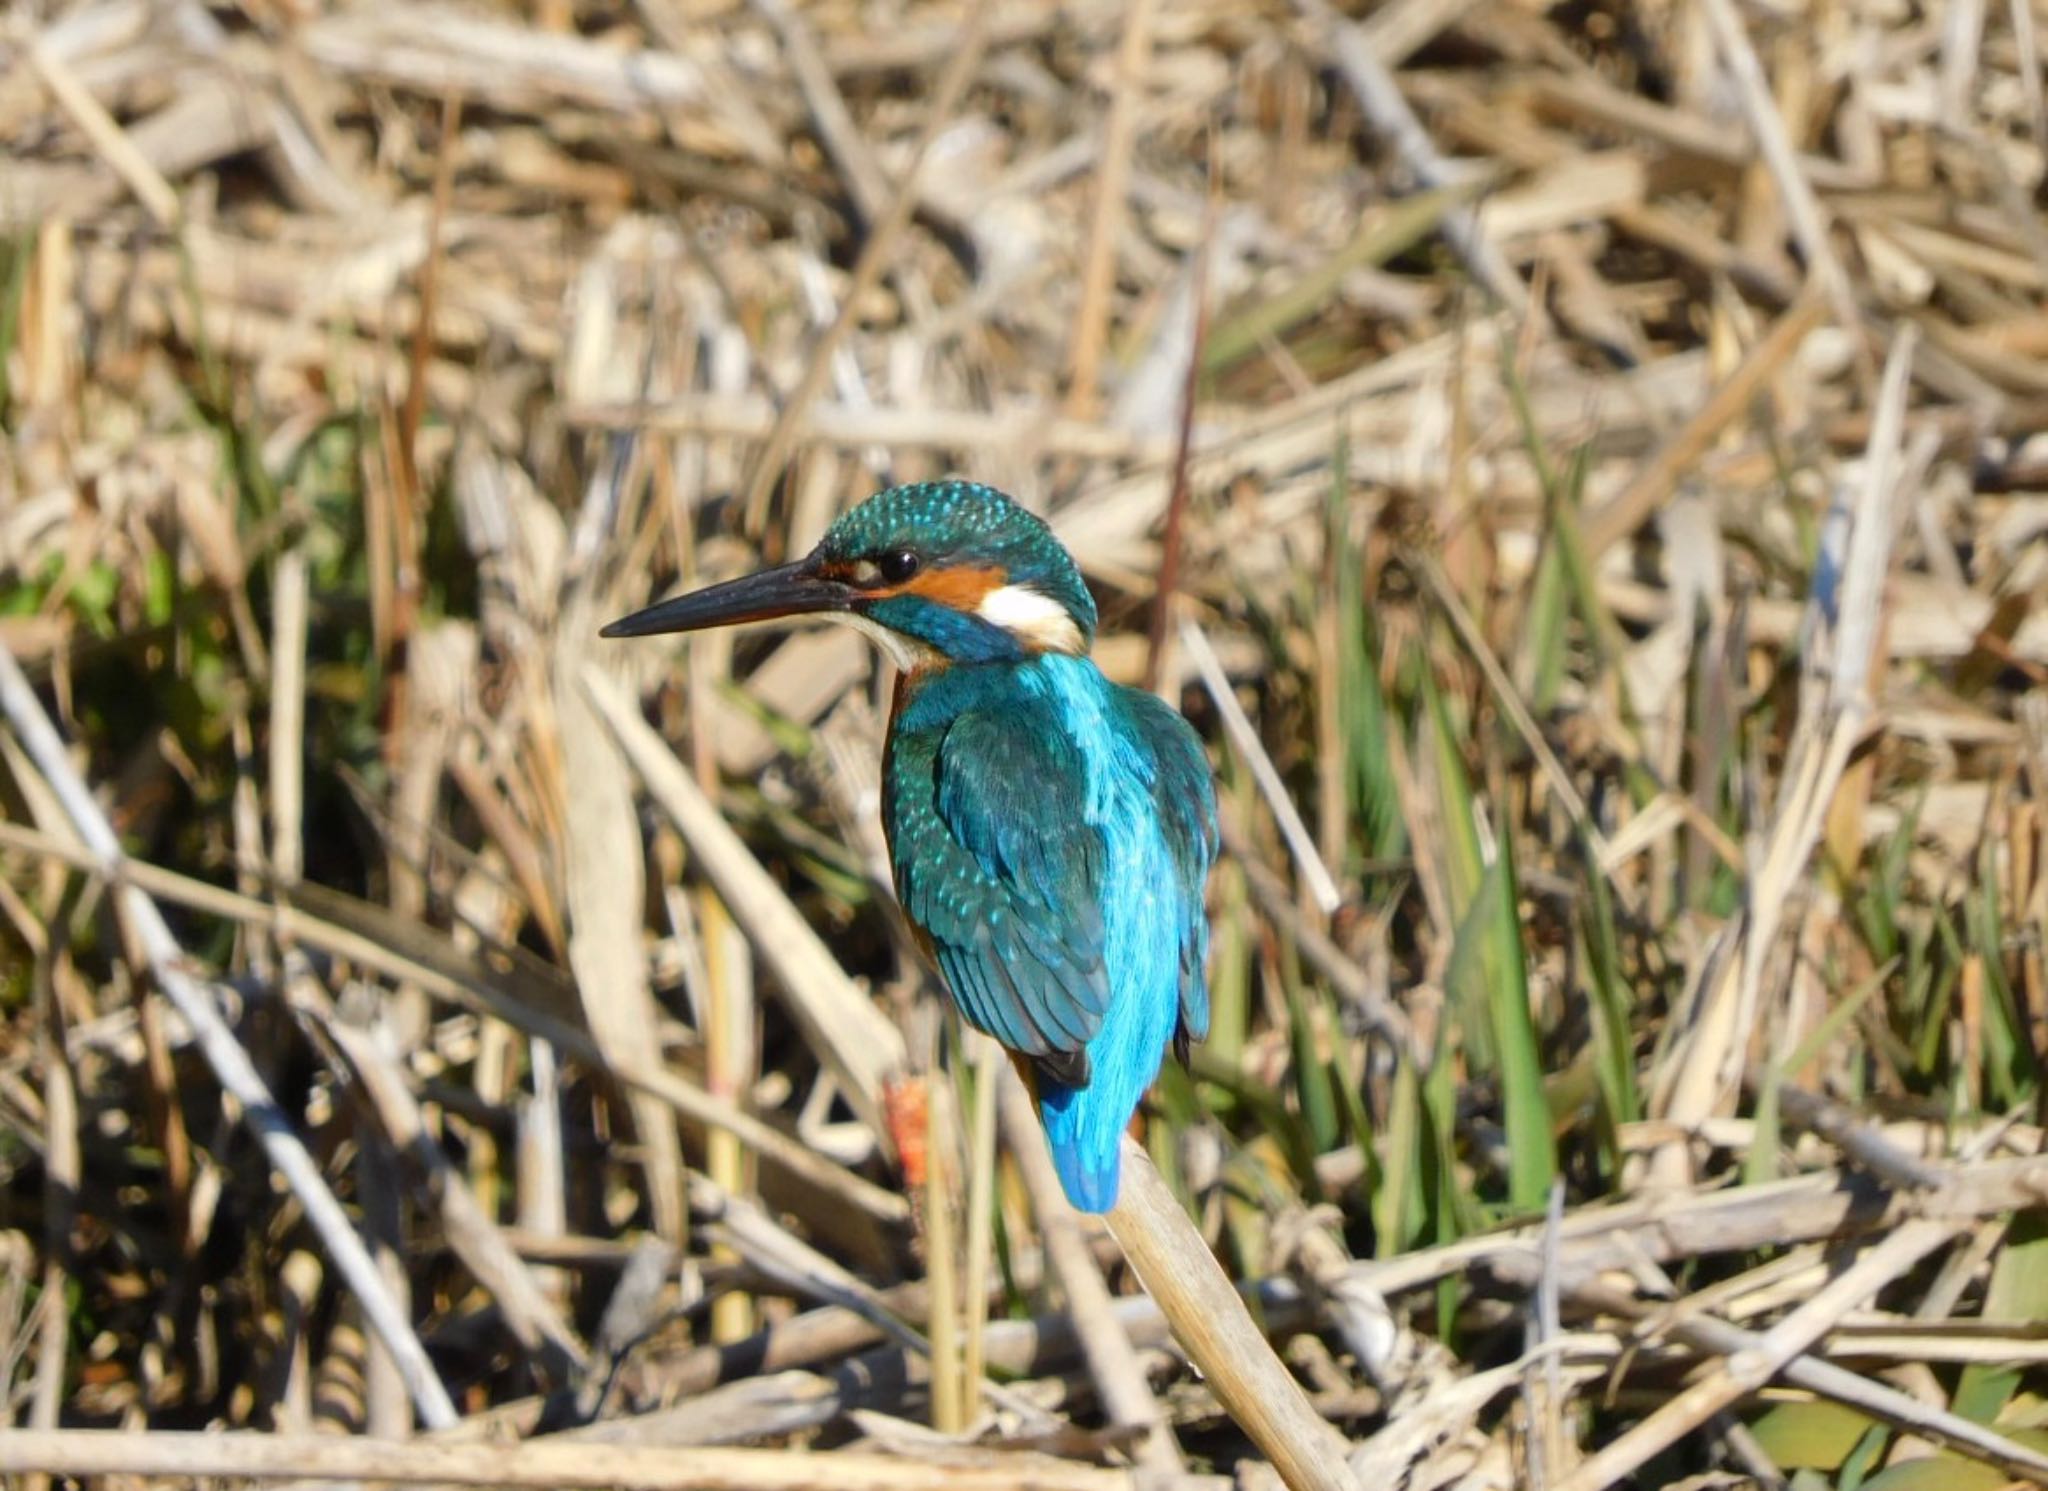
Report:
1424,660,1556,1210
1374,1051,1424,1256
1281,939,1340,1154
0,228,35,417
1331,445,1405,865
1580,833,1640,1175
1204,178,1493,373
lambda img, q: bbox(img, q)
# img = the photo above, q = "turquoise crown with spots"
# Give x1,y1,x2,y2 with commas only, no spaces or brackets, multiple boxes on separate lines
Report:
817,481,1098,643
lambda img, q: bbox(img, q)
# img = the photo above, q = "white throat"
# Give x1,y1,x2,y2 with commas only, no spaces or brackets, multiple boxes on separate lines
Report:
826,610,938,671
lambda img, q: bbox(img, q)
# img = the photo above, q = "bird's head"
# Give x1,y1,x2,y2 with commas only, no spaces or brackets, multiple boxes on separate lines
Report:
601,481,1096,669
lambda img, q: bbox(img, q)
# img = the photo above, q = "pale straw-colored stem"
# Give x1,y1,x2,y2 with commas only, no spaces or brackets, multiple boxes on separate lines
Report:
1105,1136,1364,1491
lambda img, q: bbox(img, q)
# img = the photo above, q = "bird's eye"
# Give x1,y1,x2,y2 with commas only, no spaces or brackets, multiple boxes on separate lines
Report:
877,549,921,584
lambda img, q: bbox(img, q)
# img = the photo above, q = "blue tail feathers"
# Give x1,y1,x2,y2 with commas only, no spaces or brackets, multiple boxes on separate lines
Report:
1046,1126,1121,1213
1039,1069,1137,1213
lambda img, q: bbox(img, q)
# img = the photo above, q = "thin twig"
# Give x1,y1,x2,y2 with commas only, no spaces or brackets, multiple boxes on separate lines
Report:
1143,128,1216,698
1300,0,1526,316
1693,0,1861,338
1583,288,1827,556
1224,822,1418,1058
1180,616,1342,914
1572,1277,2048,1486
1410,549,1608,862
687,1171,1051,1427
301,972,590,1382
27,37,179,226
752,0,890,230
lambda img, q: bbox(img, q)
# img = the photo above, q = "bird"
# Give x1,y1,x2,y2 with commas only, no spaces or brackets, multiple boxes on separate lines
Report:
602,480,1217,1212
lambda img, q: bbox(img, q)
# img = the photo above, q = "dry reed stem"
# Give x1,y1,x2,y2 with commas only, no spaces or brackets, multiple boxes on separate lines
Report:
24,956,75,1491
1105,1136,1364,1491
1552,1219,1962,1491
1305,0,1527,316
1064,0,1157,420
555,611,689,1241
305,978,589,1381
959,1037,1002,1425
268,548,309,886
1573,1277,2048,1485
1694,0,1861,341
26,35,178,226
999,1070,1183,1473
1583,288,1827,556
8,0,2047,1474
0,1430,1206,1490
1181,617,1342,914
582,663,905,1140
924,1076,964,1434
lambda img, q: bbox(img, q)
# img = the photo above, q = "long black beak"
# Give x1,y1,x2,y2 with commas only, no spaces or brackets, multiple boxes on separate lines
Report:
599,560,855,639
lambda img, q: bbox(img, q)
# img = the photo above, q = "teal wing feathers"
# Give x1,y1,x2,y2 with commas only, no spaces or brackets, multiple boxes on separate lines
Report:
884,702,1111,1084
1117,686,1219,1047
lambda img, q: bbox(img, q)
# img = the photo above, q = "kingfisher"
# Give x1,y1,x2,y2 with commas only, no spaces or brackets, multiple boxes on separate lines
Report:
603,481,1217,1211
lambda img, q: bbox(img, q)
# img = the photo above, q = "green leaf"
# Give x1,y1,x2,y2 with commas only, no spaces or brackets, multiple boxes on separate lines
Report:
1521,542,1568,712
1580,839,1640,1147
1955,1214,2048,1426
1858,1458,2011,1491
143,549,176,627
1750,1399,1880,1470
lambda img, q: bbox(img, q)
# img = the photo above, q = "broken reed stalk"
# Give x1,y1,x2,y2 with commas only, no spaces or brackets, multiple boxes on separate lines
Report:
1105,1136,1365,1491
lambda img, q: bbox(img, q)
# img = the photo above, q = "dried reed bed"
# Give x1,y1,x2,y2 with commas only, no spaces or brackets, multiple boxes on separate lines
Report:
1,0,2046,1487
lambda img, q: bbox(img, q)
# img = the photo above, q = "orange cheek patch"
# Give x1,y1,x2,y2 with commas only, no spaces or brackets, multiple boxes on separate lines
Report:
896,563,1007,608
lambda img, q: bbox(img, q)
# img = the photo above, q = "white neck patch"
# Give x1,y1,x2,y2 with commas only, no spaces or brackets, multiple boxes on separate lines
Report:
977,583,1086,655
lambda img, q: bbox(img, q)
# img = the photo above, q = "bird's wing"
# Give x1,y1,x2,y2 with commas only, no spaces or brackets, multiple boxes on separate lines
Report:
1119,687,1219,1046
886,704,1110,1084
